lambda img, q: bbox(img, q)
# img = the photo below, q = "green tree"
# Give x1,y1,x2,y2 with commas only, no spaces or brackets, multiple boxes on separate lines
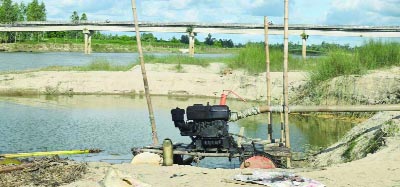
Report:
214,40,222,47
0,0,19,23
17,2,27,21
180,35,189,44
141,33,156,42
80,13,87,21
0,0,20,42
70,11,79,23
170,36,179,43
26,0,46,42
26,0,46,21
204,33,215,45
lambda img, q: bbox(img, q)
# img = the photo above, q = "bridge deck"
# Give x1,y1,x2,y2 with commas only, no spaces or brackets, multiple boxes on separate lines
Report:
1,21,400,37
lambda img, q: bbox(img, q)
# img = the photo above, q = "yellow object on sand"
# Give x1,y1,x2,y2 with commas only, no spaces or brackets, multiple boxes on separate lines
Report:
0,149,101,158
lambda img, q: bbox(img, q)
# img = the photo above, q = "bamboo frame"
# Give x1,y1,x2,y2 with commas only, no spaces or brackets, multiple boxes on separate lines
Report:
264,16,273,142
131,0,159,145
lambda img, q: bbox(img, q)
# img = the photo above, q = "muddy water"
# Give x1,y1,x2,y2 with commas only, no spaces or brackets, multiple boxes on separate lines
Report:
0,95,354,168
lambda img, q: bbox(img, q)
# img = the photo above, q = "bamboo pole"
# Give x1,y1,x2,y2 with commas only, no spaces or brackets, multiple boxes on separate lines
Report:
230,104,400,122
258,104,400,113
237,127,245,147
131,0,159,145
264,16,273,142
0,149,102,158
283,0,291,168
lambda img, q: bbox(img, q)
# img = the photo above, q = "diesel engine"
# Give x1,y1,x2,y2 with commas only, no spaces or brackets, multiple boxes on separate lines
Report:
171,103,237,151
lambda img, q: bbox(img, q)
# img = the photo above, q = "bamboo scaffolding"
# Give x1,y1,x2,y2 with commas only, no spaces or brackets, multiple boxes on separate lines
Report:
283,0,291,168
264,16,273,142
131,0,159,145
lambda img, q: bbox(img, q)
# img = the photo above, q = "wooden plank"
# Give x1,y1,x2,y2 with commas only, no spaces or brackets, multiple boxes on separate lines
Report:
138,147,291,158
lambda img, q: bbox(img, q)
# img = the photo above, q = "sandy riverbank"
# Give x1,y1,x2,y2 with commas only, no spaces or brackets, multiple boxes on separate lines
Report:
62,111,400,187
0,63,307,102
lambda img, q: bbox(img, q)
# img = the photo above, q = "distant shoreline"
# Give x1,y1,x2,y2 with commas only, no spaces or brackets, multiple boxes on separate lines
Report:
0,63,307,103
0,43,237,54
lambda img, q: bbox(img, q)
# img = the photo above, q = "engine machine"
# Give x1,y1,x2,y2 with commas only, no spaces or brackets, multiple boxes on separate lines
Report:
171,103,237,151
169,103,278,168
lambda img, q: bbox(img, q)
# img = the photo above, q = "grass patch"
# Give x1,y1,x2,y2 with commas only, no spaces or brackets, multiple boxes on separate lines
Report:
41,59,135,71
308,40,400,88
144,54,228,67
342,139,358,162
0,89,40,96
308,49,364,86
357,40,400,69
227,43,311,73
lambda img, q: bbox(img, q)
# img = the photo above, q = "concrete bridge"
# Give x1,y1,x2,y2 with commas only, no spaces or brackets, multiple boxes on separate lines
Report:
1,21,400,54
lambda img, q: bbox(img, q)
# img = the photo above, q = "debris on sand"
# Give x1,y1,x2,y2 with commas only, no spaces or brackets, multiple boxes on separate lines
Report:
234,171,325,187
0,156,87,187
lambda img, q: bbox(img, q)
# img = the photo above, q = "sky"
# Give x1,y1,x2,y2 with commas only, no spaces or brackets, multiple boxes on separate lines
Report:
14,0,400,45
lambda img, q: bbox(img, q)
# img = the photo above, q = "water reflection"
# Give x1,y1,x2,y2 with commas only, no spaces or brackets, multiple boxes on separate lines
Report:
237,114,355,152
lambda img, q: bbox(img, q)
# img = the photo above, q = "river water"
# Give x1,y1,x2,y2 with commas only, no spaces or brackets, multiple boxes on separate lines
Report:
0,95,354,168
0,52,232,72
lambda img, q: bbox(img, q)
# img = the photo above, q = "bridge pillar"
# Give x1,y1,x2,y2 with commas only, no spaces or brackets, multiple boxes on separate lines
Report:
88,31,92,54
300,31,309,61
189,32,195,57
83,29,92,55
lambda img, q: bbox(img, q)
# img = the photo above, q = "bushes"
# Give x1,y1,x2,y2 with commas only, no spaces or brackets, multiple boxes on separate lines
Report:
42,59,135,71
228,43,307,74
309,40,400,87
309,50,364,87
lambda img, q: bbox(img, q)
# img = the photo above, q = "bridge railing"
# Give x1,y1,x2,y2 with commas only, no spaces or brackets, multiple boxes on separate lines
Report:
0,21,398,30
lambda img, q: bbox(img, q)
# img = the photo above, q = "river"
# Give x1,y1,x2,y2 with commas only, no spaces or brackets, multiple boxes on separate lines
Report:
0,52,232,72
0,95,355,168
